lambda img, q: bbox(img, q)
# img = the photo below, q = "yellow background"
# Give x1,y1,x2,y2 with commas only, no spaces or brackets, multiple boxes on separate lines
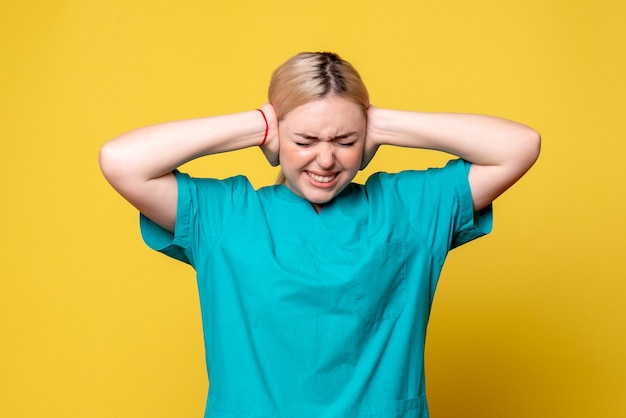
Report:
1,1,624,417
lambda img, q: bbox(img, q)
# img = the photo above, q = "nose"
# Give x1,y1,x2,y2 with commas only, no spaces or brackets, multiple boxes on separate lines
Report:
316,142,335,168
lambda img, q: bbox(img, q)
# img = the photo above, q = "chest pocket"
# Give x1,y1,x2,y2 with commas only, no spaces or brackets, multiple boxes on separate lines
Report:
352,241,408,323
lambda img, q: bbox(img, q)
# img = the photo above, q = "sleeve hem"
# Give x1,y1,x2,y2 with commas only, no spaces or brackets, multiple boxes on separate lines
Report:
139,170,193,265
450,160,494,249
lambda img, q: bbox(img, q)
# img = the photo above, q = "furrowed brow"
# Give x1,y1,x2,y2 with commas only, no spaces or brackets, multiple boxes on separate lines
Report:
332,132,358,140
294,132,358,140
295,133,319,140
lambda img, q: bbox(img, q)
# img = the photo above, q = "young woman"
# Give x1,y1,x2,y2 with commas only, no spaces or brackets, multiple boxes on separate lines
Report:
99,52,540,417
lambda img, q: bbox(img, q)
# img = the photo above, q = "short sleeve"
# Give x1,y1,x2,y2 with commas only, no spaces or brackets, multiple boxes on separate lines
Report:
366,159,492,259
139,171,248,267
448,159,493,249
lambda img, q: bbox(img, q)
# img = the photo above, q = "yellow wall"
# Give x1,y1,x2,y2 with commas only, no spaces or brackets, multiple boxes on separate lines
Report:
1,1,624,417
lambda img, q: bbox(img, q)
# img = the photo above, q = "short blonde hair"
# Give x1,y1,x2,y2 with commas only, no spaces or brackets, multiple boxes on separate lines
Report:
268,52,369,120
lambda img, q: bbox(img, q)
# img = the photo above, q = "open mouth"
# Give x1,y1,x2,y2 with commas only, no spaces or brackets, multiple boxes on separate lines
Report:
306,171,337,184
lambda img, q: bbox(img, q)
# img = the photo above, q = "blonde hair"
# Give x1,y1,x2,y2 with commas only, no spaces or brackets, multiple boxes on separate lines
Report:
268,52,369,184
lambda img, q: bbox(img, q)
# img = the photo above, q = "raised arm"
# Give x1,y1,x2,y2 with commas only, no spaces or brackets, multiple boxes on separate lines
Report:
363,106,541,211
98,103,278,232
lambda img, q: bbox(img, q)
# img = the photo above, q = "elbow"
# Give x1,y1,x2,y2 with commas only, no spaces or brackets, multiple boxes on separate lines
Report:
515,126,541,172
98,140,131,187
98,141,116,182
525,128,541,168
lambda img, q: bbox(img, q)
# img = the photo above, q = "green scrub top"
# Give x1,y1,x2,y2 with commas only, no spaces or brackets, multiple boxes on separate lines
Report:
140,159,492,417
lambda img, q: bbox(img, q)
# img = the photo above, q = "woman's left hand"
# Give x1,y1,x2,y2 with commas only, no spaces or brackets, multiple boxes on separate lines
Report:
360,105,381,169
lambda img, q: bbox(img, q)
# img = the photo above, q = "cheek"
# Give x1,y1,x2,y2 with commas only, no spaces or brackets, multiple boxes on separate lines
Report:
279,144,311,171
281,140,318,158
339,146,365,168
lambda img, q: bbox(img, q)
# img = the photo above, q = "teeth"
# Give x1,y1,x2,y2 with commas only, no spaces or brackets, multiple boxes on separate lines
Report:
307,172,336,183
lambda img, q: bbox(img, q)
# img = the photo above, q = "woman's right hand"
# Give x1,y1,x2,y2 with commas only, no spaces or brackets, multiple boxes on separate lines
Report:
258,102,280,166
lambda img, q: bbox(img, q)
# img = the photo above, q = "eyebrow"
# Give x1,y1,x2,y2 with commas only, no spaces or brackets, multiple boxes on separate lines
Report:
294,132,359,141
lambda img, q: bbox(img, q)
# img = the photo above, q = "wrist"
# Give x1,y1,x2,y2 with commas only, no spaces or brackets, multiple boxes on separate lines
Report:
256,109,269,146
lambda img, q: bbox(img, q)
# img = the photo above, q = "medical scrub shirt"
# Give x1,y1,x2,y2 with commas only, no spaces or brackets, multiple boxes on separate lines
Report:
140,158,492,418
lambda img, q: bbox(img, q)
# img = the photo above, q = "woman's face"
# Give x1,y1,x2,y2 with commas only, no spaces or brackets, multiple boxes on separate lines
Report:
278,96,366,212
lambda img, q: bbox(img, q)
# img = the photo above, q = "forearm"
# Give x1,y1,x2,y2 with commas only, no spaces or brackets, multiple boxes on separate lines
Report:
99,110,268,183
368,107,539,167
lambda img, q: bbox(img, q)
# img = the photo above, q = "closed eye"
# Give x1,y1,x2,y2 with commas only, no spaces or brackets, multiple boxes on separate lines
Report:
338,141,357,147
294,141,314,147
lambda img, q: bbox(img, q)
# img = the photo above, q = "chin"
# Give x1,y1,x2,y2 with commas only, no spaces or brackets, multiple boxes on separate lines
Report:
306,195,334,206
305,188,344,205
